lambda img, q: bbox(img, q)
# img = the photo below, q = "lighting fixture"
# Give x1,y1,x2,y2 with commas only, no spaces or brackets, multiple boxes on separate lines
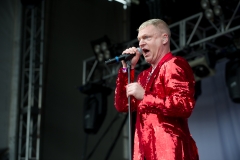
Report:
91,35,112,63
108,0,139,9
189,56,215,81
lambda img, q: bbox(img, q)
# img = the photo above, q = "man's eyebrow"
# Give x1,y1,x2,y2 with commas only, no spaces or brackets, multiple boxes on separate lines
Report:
137,34,147,40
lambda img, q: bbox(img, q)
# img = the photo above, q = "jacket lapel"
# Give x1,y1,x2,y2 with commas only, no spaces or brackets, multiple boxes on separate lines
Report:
145,53,174,91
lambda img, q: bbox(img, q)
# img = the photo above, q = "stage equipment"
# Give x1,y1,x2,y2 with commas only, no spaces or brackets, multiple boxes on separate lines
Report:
188,50,216,81
210,0,218,6
225,58,240,103
213,5,222,16
79,82,112,134
201,0,223,20
108,0,139,9
201,0,210,9
91,35,113,63
205,8,214,21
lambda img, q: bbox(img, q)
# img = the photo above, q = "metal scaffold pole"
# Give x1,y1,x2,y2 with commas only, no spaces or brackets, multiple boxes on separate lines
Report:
18,1,45,160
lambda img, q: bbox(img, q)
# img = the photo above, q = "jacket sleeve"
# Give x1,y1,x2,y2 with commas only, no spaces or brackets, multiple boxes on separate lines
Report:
114,68,137,112
139,57,196,118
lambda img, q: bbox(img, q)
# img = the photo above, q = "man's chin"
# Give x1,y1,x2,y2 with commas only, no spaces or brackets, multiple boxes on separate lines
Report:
145,59,151,64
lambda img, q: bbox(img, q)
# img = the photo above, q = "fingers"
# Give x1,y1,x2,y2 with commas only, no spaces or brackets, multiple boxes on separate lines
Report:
126,83,145,100
127,83,138,93
126,83,133,97
122,47,138,54
122,47,141,69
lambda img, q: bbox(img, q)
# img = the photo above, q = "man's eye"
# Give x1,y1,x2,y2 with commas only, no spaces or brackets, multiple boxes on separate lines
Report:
146,36,151,40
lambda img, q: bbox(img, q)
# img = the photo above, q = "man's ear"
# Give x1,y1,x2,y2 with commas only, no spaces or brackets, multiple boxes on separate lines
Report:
163,34,168,44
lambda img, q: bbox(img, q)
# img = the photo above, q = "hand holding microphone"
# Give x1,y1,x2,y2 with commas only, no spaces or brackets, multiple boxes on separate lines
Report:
105,47,143,69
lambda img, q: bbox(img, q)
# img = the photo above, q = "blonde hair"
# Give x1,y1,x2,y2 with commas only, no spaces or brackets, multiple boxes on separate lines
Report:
138,19,171,38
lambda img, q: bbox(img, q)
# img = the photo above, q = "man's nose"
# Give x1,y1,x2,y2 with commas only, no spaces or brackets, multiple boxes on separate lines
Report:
139,39,145,46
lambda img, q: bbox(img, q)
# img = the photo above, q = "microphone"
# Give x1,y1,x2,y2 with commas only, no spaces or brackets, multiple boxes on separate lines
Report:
105,47,143,65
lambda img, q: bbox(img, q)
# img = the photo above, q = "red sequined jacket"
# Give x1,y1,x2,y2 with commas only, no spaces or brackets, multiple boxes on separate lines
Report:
114,52,199,160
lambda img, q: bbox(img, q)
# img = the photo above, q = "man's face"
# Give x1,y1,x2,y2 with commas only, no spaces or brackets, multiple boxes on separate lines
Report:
137,25,163,65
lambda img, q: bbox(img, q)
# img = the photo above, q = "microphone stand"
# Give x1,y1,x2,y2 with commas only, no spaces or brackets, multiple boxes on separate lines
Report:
105,53,138,160
126,60,132,160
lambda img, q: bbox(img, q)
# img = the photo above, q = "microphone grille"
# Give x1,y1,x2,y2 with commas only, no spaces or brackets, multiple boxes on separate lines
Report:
137,47,143,55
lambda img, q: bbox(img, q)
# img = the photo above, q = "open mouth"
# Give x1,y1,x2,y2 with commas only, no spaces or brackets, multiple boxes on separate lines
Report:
142,49,150,56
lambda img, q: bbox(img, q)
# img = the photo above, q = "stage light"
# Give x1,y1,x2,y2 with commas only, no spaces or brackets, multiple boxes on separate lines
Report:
201,0,223,20
225,58,240,103
104,50,111,59
101,42,107,51
108,0,140,9
213,5,222,16
201,0,210,9
205,8,214,20
210,0,218,6
91,35,112,63
79,82,112,134
94,45,100,54
188,50,216,81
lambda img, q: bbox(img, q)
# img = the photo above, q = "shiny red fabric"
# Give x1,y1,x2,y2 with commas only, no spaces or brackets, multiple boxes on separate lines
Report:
114,53,199,160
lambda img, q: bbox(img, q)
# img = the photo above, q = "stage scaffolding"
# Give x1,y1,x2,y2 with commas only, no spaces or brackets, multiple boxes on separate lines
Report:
17,1,45,160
